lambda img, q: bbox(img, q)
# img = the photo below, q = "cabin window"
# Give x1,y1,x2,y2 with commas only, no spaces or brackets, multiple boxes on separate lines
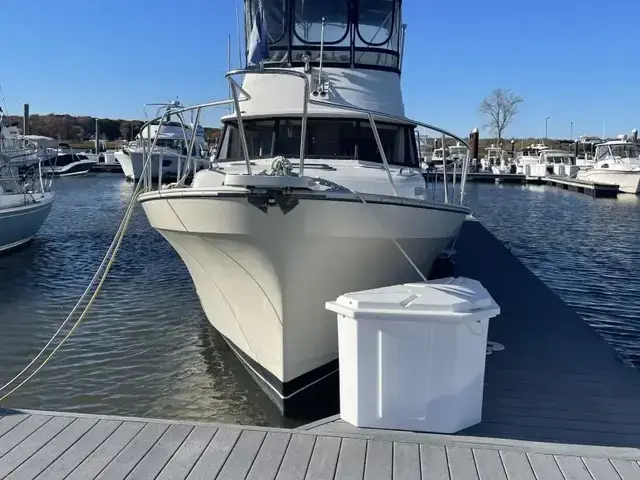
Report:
293,0,350,44
247,0,287,44
218,120,275,160
356,0,396,45
217,117,418,167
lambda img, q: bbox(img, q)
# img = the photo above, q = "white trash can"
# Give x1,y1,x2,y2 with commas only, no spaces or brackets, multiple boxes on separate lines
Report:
326,277,501,434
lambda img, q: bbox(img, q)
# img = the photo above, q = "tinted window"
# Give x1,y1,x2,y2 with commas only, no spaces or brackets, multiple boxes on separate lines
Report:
217,118,417,167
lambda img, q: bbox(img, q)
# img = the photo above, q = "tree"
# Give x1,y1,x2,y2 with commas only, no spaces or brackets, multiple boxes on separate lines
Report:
478,89,523,145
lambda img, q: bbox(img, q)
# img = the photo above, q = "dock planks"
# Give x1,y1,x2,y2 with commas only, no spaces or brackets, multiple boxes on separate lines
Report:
1,409,640,479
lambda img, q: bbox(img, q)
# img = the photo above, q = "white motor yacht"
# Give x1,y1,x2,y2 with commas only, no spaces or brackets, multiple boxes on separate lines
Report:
114,103,210,182
577,140,640,193
137,0,471,417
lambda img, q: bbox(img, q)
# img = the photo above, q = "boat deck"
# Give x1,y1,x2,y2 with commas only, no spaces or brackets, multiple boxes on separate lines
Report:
1,220,640,479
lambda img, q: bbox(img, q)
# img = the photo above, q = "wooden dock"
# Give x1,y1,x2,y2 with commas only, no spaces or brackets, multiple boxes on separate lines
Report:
2,221,640,479
542,175,619,197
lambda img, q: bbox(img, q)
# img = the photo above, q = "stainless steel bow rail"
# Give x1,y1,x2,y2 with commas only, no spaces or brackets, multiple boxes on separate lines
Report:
137,68,470,206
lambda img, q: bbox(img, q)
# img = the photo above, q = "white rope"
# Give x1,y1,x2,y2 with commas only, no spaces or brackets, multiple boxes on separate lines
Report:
312,177,427,282
0,142,154,401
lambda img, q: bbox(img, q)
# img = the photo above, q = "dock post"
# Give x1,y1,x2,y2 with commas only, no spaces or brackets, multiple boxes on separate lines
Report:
95,118,99,154
470,128,479,171
23,103,30,135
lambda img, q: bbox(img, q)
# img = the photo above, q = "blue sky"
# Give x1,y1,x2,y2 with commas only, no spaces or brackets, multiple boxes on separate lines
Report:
1,0,638,139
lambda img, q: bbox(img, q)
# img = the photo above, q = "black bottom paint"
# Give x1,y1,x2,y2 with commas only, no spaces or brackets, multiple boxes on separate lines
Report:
223,335,340,420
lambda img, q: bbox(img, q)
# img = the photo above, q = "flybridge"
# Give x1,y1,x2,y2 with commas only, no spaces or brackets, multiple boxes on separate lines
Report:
244,0,406,73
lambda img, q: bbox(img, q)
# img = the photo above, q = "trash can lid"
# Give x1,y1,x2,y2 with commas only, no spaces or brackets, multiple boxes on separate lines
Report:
325,277,500,323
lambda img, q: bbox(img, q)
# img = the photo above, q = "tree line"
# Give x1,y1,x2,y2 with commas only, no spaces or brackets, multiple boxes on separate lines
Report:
7,114,220,143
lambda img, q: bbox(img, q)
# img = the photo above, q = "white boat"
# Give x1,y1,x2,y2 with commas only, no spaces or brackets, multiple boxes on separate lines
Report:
114,103,210,182
538,149,578,176
576,140,640,193
516,143,549,177
416,134,434,170
0,122,39,168
480,145,509,173
574,135,601,167
43,143,96,177
137,0,471,417
0,152,55,252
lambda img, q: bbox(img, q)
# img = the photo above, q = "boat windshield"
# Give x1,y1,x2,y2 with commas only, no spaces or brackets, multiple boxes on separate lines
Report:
216,117,419,167
544,154,573,164
611,144,640,159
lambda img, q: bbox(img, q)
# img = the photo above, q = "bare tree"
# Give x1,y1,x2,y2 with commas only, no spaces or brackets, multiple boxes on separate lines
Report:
478,89,523,145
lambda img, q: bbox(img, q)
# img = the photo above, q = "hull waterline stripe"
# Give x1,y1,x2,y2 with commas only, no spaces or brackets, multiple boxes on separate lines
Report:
225,340,338,401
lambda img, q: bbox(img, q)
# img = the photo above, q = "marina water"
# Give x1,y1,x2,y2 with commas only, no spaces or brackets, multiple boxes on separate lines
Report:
1,175,639,426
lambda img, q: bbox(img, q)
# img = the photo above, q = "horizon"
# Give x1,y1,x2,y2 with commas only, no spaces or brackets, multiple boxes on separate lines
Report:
2,0,639,140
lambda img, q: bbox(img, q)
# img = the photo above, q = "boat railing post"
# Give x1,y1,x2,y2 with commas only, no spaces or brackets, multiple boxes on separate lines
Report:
442,133,448,204
299,75,309,176
185,106,202,184
368,113,398,196
460,151,470,205
452,145,457,201
38,156,44,196
228,80,252,175
158,151,163,186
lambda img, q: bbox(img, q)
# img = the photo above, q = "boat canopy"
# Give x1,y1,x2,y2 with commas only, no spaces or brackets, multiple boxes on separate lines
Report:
244,0,403,72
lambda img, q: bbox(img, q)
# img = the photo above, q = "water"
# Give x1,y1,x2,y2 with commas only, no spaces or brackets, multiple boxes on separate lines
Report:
0,174,290,427
0,176,639,426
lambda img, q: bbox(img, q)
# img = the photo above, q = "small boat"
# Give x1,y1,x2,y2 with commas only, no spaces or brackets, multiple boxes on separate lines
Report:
516,143,549,177
539,149,578,176
576,140,640,193
44,143,97,177
480,145,510,173
114,102,210,182
0,122,39,168
0,154,56,253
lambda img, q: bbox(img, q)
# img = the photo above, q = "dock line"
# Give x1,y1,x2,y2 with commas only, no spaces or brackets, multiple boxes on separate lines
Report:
0,133,163,401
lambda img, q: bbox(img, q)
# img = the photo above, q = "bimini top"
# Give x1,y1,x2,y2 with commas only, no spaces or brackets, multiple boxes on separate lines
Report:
245,0,404,74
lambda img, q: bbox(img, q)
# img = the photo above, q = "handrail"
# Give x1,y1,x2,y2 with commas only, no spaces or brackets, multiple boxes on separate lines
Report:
308,97,470,151
224,68,309,175
138,68,470,206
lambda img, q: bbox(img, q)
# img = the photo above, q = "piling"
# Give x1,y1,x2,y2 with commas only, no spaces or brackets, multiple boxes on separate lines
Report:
23,103,29,135
469,127,479,160
95,118,100,154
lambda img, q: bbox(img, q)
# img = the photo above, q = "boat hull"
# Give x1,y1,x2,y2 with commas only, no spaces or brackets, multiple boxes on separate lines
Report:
114,150,207,182
51,160,96,177
577,170,640,194
0,192,55,253
139,189,468,416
